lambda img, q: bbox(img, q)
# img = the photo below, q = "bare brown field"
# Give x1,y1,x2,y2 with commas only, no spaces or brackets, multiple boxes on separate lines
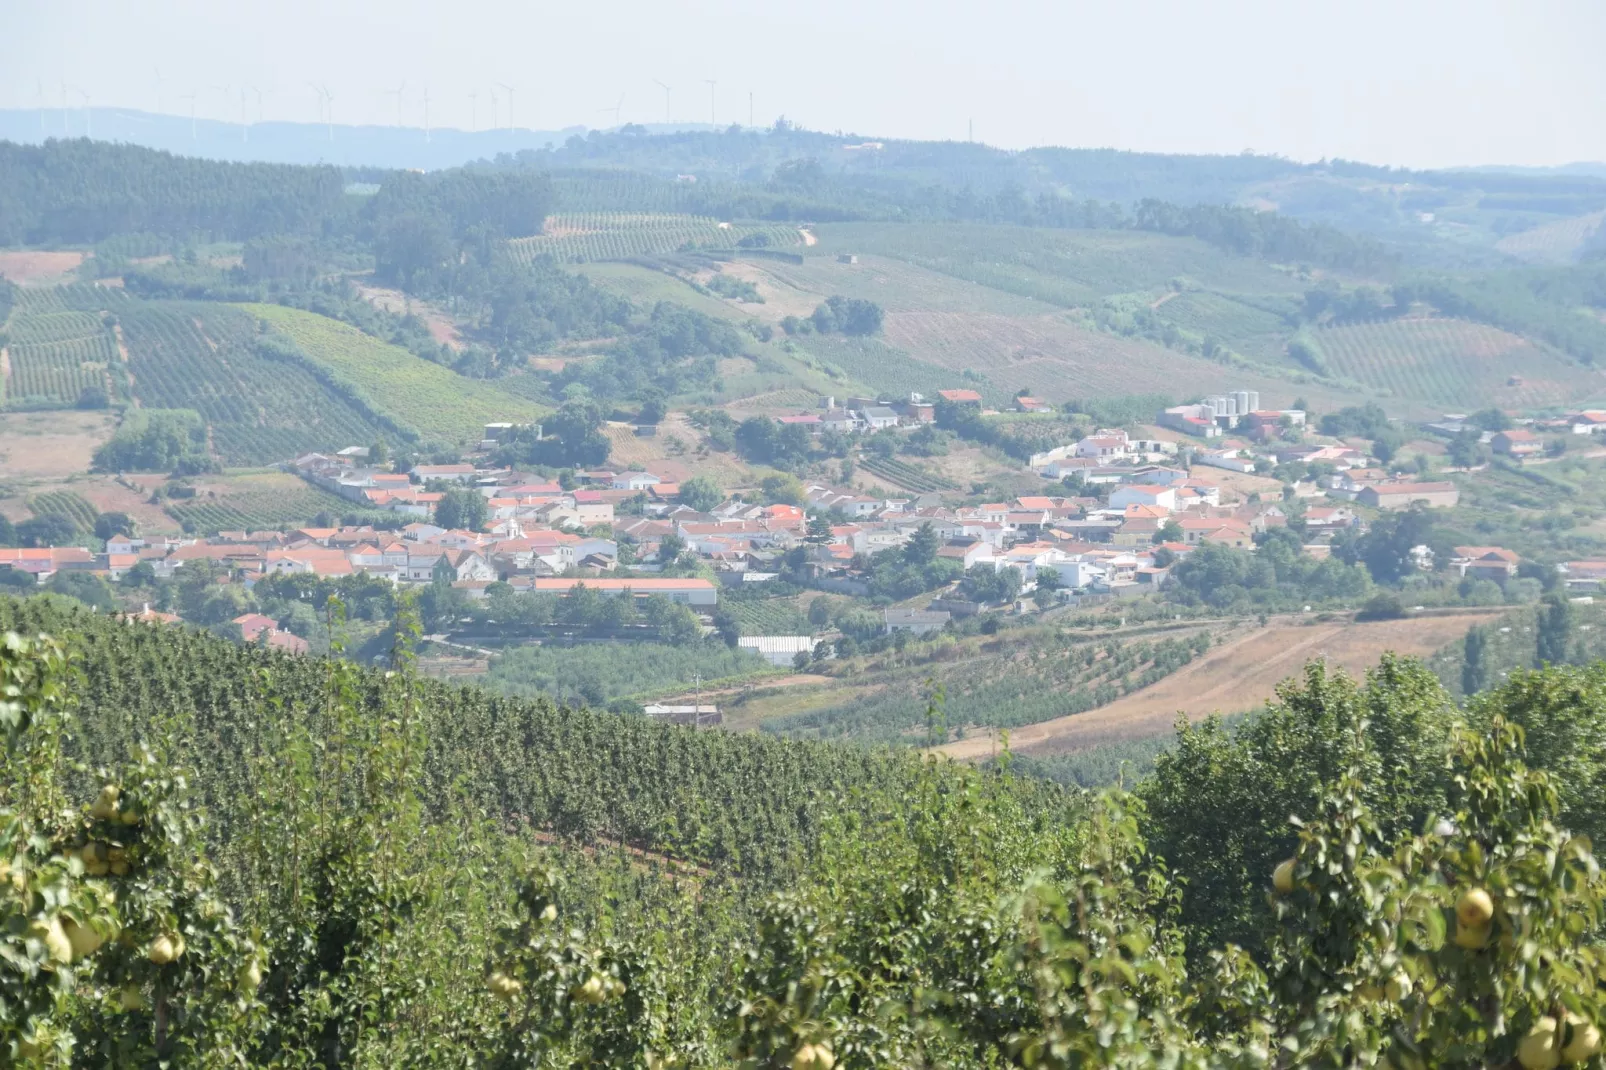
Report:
937,610,1506,761
355,284,463,350
49,476,179,535
0,251,85,284
602,416,760,487
0,411,116,478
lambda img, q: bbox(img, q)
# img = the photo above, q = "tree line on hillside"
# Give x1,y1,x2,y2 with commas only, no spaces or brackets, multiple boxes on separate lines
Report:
8,592,1606,1064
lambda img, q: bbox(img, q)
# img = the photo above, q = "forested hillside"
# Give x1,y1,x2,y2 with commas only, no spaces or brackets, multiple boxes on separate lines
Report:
7,595,1606,1065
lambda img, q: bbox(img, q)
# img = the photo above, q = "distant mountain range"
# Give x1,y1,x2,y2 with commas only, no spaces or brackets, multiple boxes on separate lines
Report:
6,107,1602,181
0,107,714,171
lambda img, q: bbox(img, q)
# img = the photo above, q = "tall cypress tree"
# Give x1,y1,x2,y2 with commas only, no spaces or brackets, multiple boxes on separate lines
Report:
1462,625,1489,696
1536,594,1573,668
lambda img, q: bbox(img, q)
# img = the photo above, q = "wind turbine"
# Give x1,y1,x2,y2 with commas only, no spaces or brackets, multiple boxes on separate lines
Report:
35,80,46,133
309,83,334,141
488,86,499,132
653,80,671,123
382,80,406,127
468,89,478,131
152,66,164,115
180,90,198,139
59,82,69,134
74,88,92,138
704,79,716,127
598,93,624,127
421,86,431,142
238,87,250,141
495,81,515,130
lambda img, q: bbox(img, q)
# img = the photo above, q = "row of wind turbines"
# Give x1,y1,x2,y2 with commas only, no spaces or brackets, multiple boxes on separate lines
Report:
35,70,756,143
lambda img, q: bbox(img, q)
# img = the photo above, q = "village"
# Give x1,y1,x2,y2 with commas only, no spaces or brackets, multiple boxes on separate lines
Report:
6,384,1603,681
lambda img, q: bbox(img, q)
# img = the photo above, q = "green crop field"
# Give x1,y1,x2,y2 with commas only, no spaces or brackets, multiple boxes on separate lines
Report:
574,262,755,322
859,455,958,492
242,304,544,443
510,213,804,265
11,283,131,316
120,301,388,465
807,223,1307,304
3,303,121,408
27,490,100,532
795,334,998,404
727,386,824,410
163,473,354,533
1316,316,1604,411
753,627,1215,744
1151,290,1302,364
729,599,813,637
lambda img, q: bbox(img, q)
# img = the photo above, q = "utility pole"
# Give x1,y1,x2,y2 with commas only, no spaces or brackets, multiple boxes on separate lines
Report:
692,673,703,729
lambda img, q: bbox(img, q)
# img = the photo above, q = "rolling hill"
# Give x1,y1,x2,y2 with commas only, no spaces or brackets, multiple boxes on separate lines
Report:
1314,315,1606,412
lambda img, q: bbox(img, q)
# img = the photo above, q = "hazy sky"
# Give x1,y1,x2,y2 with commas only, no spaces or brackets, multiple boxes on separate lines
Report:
8,0,1604,168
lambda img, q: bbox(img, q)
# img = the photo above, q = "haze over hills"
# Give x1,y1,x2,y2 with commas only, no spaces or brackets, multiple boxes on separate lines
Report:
6,7,1606,1062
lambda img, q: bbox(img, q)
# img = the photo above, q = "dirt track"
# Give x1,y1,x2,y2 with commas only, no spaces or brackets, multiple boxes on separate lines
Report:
937,611,1506,761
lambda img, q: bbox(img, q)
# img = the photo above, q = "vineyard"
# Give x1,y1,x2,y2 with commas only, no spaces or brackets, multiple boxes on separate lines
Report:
859,455,957,492
1316,315,1599,410
10,281,131,314
727,386,824,411
120,301,389,465
509,213,804,265
27,489,100,532
3,296,122,408
242,304,543,443
728,598,813,636
796,334,986,403
161,473,355,533
756,627,1215,744
1493,210,1606,264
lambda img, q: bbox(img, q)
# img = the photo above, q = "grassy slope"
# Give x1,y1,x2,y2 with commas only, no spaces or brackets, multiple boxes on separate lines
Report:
745,245,1354,411
242,304,544,444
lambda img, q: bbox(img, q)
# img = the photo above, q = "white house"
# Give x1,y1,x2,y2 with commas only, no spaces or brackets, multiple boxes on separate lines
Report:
1074,431,1131,460
1108,485,1178,513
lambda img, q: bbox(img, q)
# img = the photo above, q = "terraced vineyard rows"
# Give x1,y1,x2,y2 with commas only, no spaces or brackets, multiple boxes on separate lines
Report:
163,478,354,533
28,490,100,531
509,213,803,264
1316,316,1599,410
121,302,387,465
859,455,957,492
